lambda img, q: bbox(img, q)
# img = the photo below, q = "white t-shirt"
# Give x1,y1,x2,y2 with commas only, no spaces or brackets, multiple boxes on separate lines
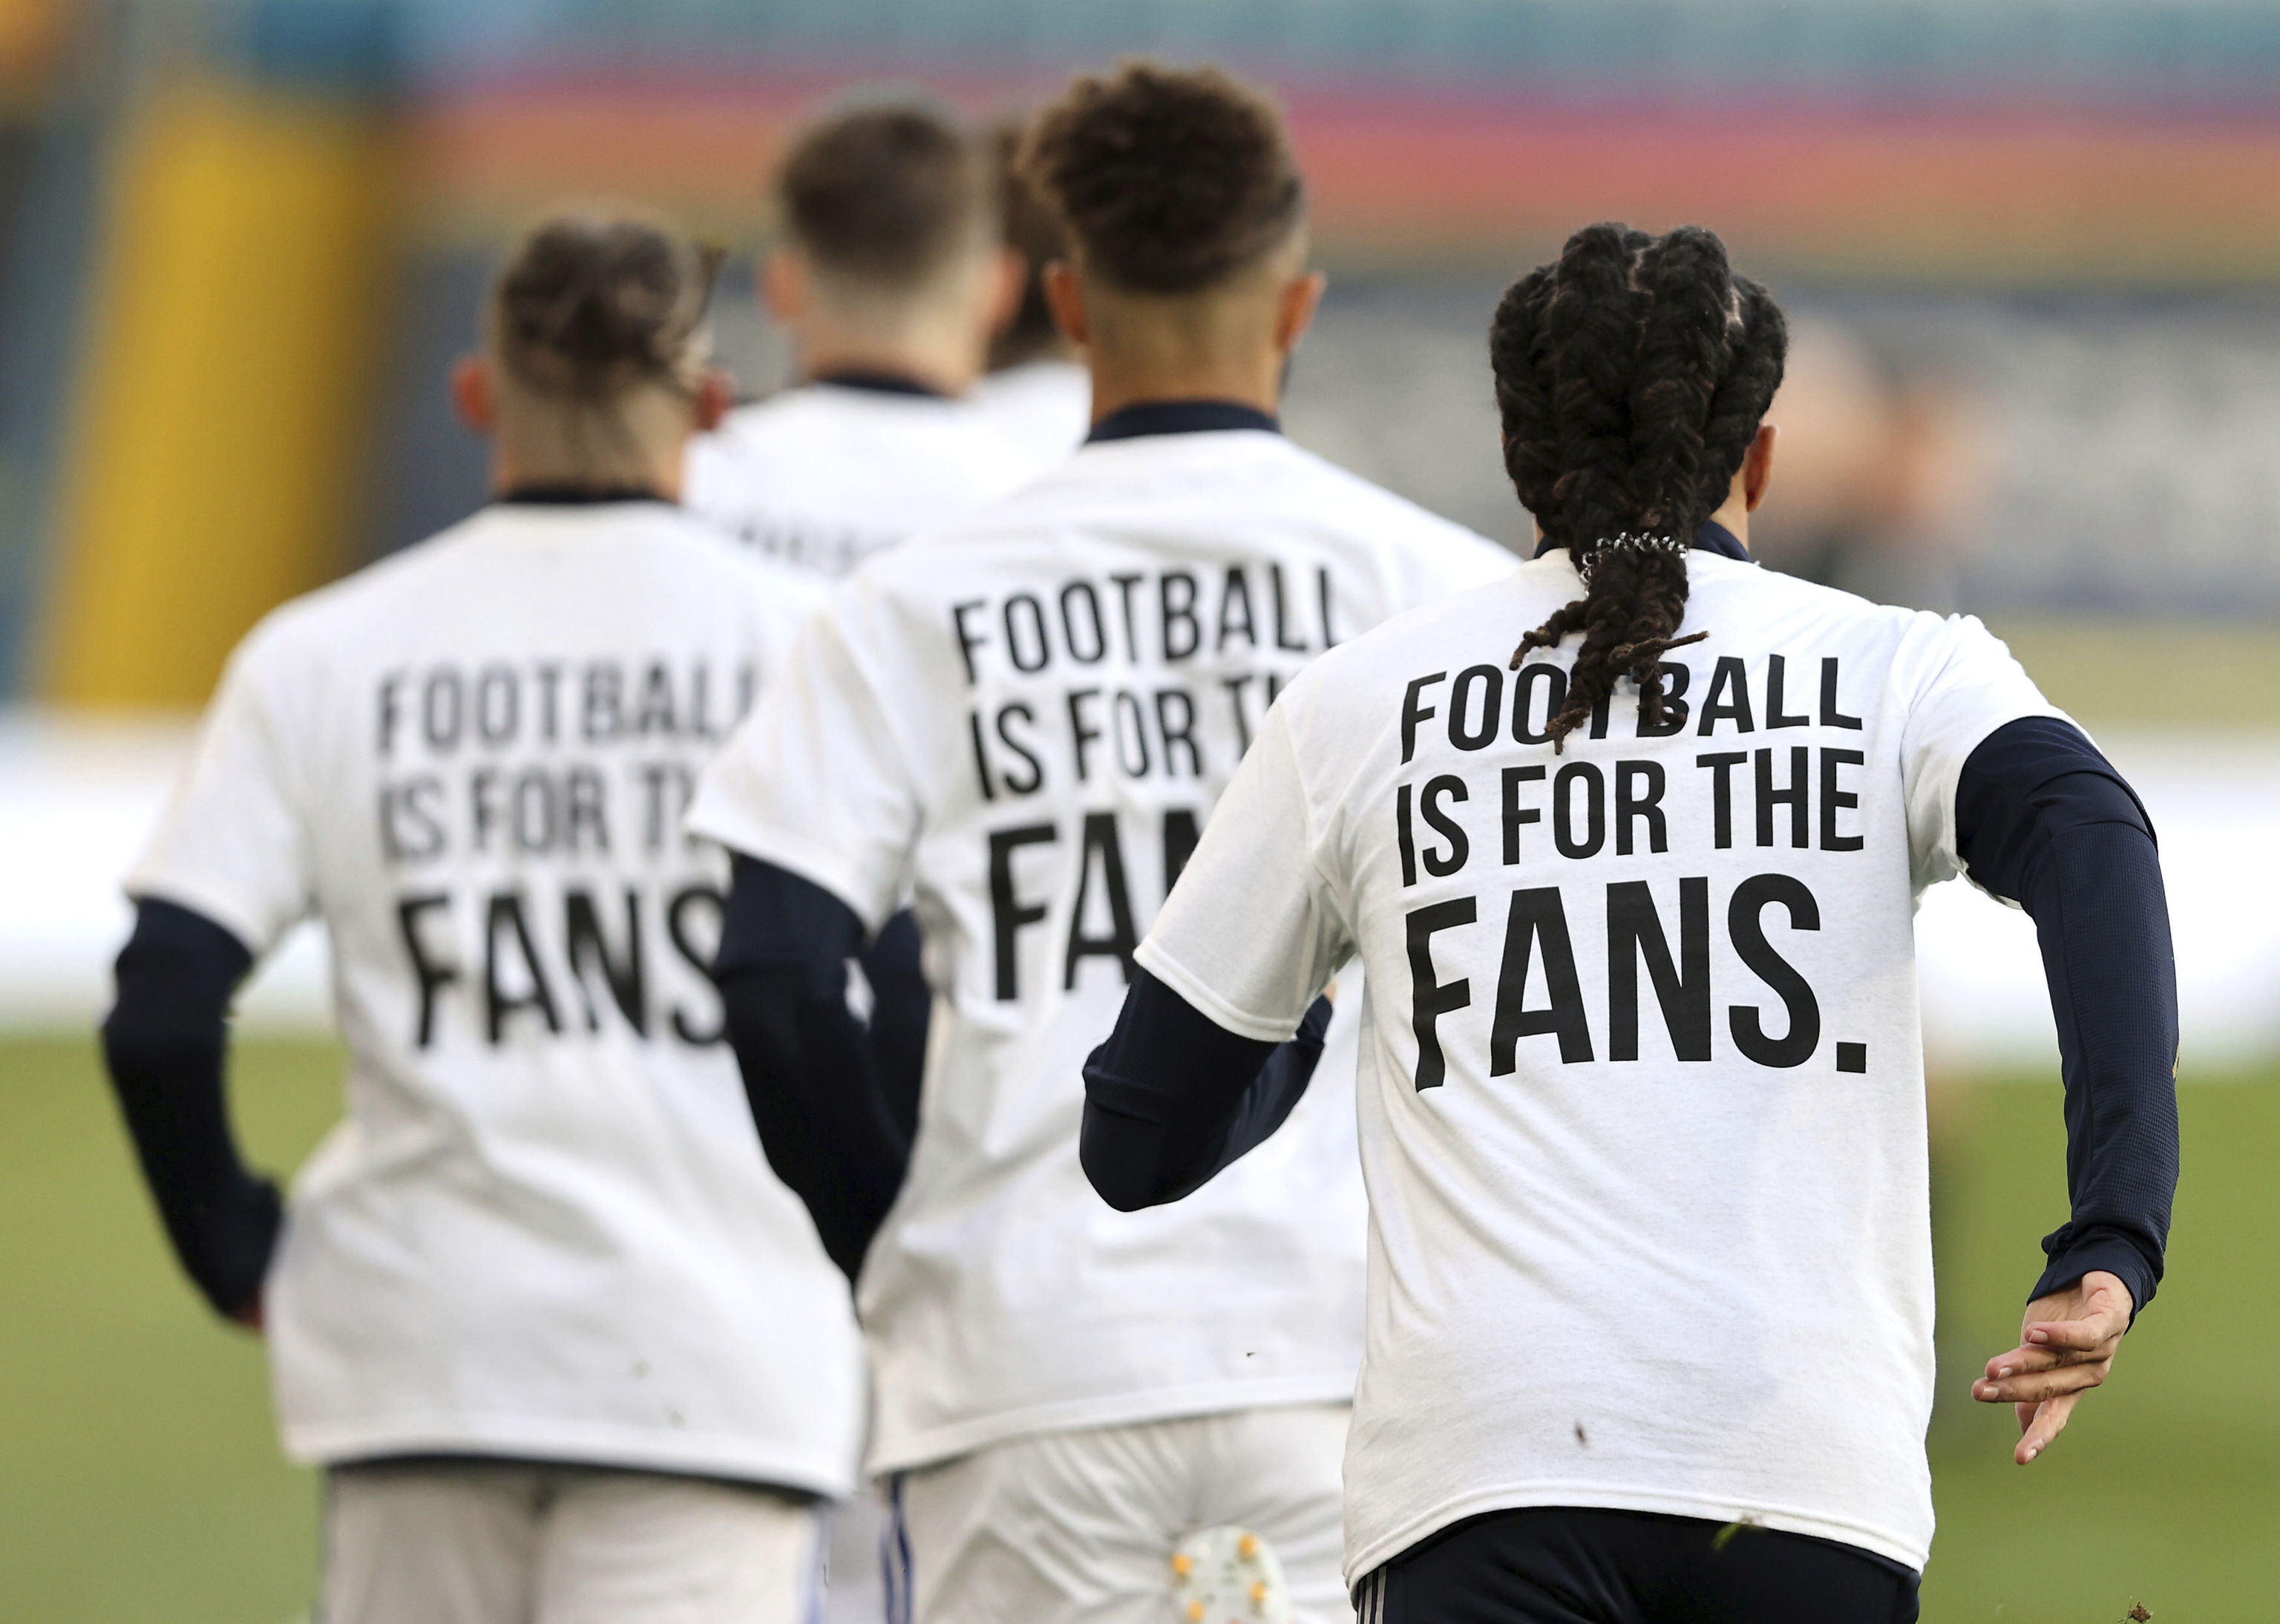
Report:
128,502,865,1494
687,428,1515,1473
1139,549,2066,1576
684,382,1038,577
971,359,1091,473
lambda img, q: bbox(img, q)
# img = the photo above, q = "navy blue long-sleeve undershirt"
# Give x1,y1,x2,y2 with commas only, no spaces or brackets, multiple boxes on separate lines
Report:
1078,716,2179,1317
710,855,922,1282
1951,716,2178,1314
100,898,276,1319
712,854,1329,1273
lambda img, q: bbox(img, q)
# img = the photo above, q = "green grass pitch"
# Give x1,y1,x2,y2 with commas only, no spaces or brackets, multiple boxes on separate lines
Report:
0,1034,2265,1622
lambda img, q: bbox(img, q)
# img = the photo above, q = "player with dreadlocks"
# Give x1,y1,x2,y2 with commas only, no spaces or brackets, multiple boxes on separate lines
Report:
1084,222,2180,1622
1498,224,1786,746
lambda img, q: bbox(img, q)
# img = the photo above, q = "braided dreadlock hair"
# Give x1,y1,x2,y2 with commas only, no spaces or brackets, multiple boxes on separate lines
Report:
1493,223,1787,749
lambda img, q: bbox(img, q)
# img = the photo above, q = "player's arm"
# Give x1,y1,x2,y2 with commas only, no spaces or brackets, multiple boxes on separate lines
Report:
100,897,278,1328
857,910,931,1141
1081,698,1349,1212
1952,714,2179,1462
712,854,915,1282
1081,978,1332,1211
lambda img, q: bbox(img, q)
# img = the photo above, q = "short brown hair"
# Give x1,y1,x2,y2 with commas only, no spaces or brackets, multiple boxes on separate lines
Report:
988,118,1069,368
1021,62,1304,295
778,101,995,289
491,209,716,399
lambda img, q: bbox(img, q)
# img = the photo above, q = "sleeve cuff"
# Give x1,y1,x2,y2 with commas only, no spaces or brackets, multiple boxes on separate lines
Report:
687,814,894,937
122,877,280,965
1130,940,1308,1046
2031,1231,2160,1324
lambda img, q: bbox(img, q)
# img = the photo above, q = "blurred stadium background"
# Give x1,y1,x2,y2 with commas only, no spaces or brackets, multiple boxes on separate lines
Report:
1,1,2276,1619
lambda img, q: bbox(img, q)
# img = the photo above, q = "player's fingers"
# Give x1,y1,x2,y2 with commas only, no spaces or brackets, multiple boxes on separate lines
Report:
1981,1334,2114,1381
2022,1312,2125,1354
1981,1343,2071,1380
2014,1390,2080,1464
1972,1359,2109,1406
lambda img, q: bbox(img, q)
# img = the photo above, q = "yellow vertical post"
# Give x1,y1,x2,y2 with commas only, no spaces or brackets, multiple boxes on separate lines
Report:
39,80,394,706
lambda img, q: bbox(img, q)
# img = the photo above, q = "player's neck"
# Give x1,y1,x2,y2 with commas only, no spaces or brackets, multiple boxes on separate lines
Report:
490,442,685,503
1084,353,1280,425
1705,491,1751,551
794,311,985,397
1529,499,1755,554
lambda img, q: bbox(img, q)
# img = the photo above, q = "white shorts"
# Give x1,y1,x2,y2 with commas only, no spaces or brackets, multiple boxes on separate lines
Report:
823,1482,892,1623
323,1458,822,1624
889,1404,1352,1624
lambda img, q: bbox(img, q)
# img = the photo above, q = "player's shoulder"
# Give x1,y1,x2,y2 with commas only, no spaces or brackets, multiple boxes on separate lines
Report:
249,503,818,654
721,383,1009,442
1273,560,1540,740
707,384,1033,488
847,448,1081,569
691,389,850,465
1687,553,1987,656
689,392,831,475
627,503,828,614
233,512,488,658
1270,439,1508,553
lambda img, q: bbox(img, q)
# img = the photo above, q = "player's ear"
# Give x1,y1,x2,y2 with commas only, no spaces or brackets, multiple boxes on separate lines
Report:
762,250,808,325
450,355,495,434
1042,261,1088,347
1275,270,1329,356
1743,423,1778,513
693,367,734,433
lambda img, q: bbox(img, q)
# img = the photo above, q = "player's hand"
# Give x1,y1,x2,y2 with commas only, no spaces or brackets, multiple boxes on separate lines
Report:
1971,1269,2132,1465
229,1293,266,1335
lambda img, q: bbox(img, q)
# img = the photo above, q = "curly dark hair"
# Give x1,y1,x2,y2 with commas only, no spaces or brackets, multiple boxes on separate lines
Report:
779,102,995,289
491,210,718,400
1494,223,1788,749
1019,61,1304,294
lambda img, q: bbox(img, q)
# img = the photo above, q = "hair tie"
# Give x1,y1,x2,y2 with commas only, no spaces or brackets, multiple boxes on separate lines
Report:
1577,531,1687,587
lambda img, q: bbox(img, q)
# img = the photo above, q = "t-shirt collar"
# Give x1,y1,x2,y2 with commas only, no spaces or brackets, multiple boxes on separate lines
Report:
1532,519,1750,565
498,482,669,507
813,368,949,400
1086,399,1281,444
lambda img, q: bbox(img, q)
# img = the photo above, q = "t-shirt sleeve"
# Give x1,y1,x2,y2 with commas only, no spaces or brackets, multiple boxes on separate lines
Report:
125,621,315,957
1136,700,1353,1042
687,581,922,933
1900,614,2069,892
745,561,828,681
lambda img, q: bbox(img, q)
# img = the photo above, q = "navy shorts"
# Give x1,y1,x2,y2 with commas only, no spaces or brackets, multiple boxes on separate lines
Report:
1354,1506,1920,1624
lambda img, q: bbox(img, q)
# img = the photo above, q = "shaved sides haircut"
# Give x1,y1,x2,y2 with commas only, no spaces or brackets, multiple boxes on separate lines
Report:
1021,62,1304,293
779,102,998,291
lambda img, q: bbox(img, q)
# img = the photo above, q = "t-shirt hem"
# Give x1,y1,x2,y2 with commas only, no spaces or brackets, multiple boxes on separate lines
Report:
868,1371,1357,1476
681,810,894,934
1133,940,1299,1045
281,1417,858,1499
1343,1482,1929,1583
123,872,289,962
